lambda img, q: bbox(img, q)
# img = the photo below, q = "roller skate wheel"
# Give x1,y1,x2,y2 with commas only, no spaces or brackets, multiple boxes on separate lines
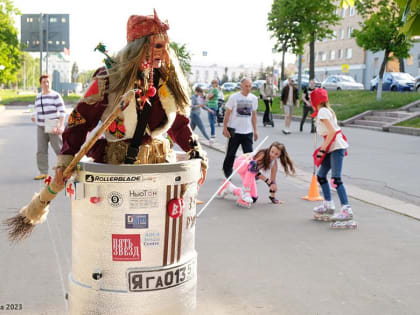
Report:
330,220,358,229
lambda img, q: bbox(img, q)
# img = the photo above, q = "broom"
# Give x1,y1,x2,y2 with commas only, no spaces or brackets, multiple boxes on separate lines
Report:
4,91,134,242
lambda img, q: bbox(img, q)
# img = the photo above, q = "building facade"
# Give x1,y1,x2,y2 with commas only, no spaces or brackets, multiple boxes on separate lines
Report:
301,5,420,89
189,63,262,84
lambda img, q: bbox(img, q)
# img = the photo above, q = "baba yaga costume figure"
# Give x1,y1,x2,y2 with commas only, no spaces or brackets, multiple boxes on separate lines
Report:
217,142,295,208
5,11,207,241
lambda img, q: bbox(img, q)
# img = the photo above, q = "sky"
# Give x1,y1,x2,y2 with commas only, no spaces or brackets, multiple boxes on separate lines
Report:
12,0,295,72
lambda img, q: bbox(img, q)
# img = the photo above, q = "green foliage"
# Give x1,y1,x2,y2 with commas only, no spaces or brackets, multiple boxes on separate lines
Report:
353,0,412,59
0,0,22,85
397,0,420,36
77,69,96,86
169,42,192,76
16,53,40,89
397,116,420,128
268,0,340,80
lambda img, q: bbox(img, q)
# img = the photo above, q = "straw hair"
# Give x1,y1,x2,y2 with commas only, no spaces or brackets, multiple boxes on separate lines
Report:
3,215,35,242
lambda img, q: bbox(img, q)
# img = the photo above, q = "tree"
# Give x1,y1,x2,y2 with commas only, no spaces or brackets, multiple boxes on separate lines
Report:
169,42,192,76
268,0,304,82
221,66,229,83
77,69,96,87
71,62,79,83
397,0,420,36
16,52,40,90
268,0,340,82
0,0,22,86
353,0,413,100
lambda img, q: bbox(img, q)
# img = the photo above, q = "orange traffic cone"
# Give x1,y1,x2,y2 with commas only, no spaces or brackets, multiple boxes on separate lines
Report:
302,174,324,201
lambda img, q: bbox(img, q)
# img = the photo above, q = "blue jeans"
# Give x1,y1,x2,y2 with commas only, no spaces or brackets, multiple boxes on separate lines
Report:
207,110,216,137
317,149,349,206
190,112,210,140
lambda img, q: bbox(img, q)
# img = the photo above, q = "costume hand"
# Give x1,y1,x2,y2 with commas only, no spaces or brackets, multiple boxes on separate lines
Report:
223,128,231,138
198,167,207,186
54,166,70,186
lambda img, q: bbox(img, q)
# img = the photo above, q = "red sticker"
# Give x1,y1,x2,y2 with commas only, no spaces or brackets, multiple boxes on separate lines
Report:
112,234,141,261
90,197,101,204
167,198,184,219
66,183,74,198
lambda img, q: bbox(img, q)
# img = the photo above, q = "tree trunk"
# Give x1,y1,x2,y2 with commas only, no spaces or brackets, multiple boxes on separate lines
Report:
280,48,286,90
309,36,315,80
399,58,405,72
377,49,389,102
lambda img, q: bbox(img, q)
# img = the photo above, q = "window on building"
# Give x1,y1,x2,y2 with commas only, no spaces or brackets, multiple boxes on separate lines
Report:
406,55,413,66
321,52,326,61
341,8,346,18
50,17,57,23
48,40,53,45
346,48,352,59
338,49,343,59
56,40,60,45
374,57,379,69
332,31,337,40
340,29,345,39
330,50,336,60
26,17,33,23
349,6,356,16
347,27,353,38
61,17,66,23
62,41,66,45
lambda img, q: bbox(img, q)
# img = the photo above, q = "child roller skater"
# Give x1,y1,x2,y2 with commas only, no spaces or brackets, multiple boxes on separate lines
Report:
310,88,357,229
218,141,295,208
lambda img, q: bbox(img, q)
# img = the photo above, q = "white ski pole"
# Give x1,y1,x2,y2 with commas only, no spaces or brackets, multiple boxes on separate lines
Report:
197,136,268,218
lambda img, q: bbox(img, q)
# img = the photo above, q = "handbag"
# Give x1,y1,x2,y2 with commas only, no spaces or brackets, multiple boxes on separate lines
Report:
313,130,348,167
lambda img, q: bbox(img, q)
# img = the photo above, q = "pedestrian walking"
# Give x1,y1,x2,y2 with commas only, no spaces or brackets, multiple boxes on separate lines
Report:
218,141,295,208
300,79,316,133
280,77,299,134
190,86,212,143
310,88,356,229
32,74,66,180
206,79,219,138
260,76,275,126
222,78,258,178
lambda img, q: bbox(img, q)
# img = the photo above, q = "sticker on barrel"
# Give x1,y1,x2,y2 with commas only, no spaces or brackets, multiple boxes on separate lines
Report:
112,234,141,261
127,256,196,292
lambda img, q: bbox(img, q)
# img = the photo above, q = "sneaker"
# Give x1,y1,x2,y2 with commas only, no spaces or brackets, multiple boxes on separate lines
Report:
211,135,216,139
313,200,335,214
34,174,48,180
330,205,353,221
242,191,253,204
208,139,214,146
282,129,288,135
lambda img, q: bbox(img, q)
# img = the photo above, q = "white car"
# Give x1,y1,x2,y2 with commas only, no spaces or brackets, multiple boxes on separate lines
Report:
221,82,237,92
321,75,364,91
192,82,210,92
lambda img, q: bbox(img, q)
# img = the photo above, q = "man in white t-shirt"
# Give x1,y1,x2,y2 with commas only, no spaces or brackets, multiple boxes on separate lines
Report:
222,78,258,178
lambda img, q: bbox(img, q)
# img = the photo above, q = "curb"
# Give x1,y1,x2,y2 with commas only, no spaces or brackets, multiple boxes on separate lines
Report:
201,137,420,221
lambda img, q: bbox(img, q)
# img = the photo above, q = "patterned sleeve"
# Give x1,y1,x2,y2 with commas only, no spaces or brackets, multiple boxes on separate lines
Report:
60,100,107,156
55,92,66,117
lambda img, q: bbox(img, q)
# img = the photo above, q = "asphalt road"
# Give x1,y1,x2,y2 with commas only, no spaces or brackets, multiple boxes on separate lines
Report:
0,106,419,315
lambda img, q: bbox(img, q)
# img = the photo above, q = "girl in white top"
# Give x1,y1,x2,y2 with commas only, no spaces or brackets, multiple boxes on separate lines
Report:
310,88,354,227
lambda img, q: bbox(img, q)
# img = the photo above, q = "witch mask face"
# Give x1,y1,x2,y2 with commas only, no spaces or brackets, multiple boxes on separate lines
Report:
150,34,170,69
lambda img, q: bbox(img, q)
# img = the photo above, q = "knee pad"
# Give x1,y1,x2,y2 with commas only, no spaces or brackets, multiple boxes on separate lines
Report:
317,176,328,185
331,177,343,188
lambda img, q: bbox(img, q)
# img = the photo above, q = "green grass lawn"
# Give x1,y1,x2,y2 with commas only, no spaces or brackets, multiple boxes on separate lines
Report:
0,89,81,104
396,116,420,128
224,89,420,121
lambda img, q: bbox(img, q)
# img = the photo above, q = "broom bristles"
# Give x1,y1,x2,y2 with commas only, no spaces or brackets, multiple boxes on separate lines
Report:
3,214,35,242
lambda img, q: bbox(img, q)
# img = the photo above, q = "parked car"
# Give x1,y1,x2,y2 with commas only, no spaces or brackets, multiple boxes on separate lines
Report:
370,72,415,91
235,82,241,89
321,75,364,91
221,82,237,92
414,75,420,92
282,75,321,89
192,82,210,92
252,80,266,89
